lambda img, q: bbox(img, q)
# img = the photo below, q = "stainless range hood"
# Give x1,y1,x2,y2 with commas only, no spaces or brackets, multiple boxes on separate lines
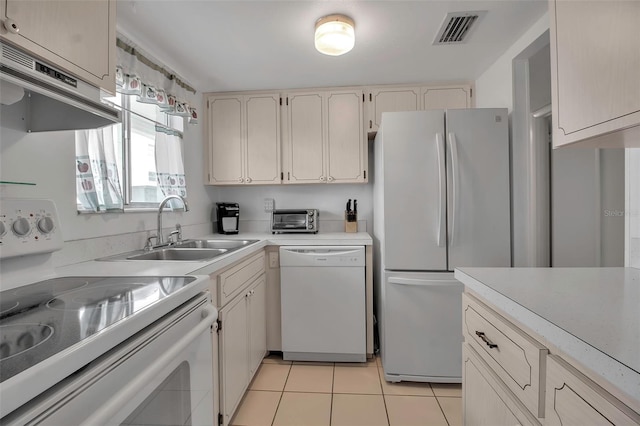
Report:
0,42,120,132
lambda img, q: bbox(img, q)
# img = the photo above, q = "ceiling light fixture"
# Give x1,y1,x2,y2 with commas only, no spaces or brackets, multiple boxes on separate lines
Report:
314,14,355,56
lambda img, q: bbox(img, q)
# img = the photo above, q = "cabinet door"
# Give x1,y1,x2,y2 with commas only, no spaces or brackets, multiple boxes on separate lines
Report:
550,0,640,147
284,92,325,183
326,90,367,183
422,85,472,110
463,344,538,426
248,275,267,376
545,355,640,426
207,95,244,185
1,0,116,93
245,94,281,184
219,293,249,425
368,87,420,132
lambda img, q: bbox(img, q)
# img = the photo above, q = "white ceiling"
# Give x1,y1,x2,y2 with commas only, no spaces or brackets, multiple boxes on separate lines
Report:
117,0,548,93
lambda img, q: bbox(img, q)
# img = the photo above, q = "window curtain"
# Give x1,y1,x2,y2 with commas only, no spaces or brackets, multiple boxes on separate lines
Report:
155,125,187,206
117,35,194,205
116,35,198,123
75,127,124,212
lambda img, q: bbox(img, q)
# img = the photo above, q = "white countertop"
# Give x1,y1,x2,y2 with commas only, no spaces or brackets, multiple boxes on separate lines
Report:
455,267,640,404
54,231,372,278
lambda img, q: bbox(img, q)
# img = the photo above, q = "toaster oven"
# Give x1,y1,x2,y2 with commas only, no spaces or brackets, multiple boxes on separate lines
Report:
271,209,319,234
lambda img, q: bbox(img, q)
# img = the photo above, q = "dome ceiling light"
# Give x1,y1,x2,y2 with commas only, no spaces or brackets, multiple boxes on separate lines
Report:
314,14,355,56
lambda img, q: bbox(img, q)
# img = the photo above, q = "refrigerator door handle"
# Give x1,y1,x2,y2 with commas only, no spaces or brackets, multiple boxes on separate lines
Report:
436,133,446,247
388,277,455,287
448,132,459,246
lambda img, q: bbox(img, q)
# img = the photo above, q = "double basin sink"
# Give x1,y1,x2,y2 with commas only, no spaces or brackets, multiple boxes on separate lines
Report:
101,239,259,262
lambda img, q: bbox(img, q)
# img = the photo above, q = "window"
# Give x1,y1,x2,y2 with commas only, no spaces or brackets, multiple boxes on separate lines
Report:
76,92,186,212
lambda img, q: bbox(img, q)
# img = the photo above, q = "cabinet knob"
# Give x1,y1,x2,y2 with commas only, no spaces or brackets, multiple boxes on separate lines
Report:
319,176,326,182
245,177,252,183
327,176,334,182
238,177,244,183
3,19,19,34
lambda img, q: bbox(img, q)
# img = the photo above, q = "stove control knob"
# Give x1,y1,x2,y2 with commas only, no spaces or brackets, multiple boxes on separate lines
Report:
37,216,55,234
0,221,6,237
12,217,31,236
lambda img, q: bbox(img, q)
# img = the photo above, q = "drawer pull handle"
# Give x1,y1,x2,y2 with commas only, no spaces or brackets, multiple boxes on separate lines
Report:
475,331,498,349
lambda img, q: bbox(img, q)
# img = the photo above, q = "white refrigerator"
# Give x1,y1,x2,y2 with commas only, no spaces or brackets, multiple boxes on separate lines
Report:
373,109,511,383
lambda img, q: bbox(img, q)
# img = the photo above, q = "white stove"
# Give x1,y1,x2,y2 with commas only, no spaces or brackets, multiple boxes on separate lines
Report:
0,199,216,424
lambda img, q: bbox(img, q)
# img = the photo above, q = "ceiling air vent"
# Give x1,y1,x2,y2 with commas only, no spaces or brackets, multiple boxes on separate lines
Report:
433,11,486,45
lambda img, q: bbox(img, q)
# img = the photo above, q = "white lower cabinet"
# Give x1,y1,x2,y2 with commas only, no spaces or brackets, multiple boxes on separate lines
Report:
248,275,267,376
219,287,250,425
463,344,538,426
211,251,267,426
219,275,266,426
545,355,640,426
463,291,640,426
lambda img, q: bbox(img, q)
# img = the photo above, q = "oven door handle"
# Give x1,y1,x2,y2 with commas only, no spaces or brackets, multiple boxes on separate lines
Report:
80,304,217,426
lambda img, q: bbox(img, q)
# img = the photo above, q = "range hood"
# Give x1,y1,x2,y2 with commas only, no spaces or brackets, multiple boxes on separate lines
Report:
0,42,120,132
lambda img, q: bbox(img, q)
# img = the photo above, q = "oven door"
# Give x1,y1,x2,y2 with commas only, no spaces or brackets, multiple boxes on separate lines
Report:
5,294,216,426
272,210,309,231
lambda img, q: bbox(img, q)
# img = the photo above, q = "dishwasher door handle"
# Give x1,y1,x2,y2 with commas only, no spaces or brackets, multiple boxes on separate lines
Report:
284,249,362,257
388,277,457,287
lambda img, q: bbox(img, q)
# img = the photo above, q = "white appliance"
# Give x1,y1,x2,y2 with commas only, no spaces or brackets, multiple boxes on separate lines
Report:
0,42,121,132
374,109,510,383
280,246,366,362
0,199,216,424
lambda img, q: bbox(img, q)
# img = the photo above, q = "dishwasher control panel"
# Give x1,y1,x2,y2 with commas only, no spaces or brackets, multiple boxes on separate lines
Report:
279,246,365,267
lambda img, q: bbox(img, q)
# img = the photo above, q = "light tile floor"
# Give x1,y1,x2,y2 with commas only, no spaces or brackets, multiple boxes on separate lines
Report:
231,354,462,426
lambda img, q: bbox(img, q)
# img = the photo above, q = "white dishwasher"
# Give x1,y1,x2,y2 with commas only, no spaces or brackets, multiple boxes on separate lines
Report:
279,246,366,362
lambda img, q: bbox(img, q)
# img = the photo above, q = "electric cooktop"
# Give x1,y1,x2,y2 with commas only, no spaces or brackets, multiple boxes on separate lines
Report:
0,276,197,383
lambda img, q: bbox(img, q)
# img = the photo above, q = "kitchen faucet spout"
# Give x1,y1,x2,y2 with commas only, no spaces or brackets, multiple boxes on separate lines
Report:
157,195,189,245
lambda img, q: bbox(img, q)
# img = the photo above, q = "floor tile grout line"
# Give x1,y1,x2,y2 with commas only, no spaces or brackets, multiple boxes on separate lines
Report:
330,363,335,426
378,365,392,426
434,395,452,426
270,362,292,426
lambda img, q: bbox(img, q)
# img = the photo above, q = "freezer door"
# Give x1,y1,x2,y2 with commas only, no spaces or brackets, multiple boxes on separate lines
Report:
380,111,447,271
381,272,462,381
445,109,511,269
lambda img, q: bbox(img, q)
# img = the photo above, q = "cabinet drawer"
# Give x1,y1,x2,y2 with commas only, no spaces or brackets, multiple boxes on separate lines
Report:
464,344,540,426
463,293,548,418
218,251,265,306
545,355,640,425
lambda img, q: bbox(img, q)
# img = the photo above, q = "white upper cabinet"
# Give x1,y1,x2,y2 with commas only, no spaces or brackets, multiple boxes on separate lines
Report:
366,83,473,133
326,90,366,183
550,0,640,148
244,94,282,184
283,88,367,184
422,85,472,110
205,93,281,185
367,87,420,132
283,92,325,183
0,0,116,93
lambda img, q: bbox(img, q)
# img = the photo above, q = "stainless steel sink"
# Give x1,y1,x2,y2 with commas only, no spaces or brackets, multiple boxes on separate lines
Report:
173,239,259,250
98,239,259,262
125,248,228,261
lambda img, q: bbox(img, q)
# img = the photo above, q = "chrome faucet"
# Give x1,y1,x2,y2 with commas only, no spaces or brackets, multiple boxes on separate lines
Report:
157,195,189,245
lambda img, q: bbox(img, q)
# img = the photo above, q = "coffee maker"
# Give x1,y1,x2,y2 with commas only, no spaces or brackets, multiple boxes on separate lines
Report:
215,203,239,234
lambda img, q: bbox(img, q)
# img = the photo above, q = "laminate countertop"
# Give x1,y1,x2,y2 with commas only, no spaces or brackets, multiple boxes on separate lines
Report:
53,231,372,279
455,267,640,407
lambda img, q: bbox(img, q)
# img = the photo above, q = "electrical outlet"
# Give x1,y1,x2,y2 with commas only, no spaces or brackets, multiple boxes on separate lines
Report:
269,252,279,268
264,198,275,212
